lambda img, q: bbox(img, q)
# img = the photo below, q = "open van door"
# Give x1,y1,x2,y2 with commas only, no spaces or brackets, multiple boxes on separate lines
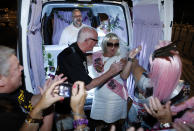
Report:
18,0,44,94
18,0,133,108
18,0,173,105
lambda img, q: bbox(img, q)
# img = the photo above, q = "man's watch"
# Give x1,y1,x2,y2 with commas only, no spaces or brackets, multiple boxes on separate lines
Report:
25,114,43,124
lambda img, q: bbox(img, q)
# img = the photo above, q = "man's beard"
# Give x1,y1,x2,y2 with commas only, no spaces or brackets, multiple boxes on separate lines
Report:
73,19,82,27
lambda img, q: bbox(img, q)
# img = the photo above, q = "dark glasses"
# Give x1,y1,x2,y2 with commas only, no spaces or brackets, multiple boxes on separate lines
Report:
107,42,119,48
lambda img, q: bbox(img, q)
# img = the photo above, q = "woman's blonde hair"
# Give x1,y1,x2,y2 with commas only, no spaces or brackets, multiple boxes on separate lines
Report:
101,33,120,56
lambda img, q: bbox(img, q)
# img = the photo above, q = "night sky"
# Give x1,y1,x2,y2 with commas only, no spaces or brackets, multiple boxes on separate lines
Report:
0,1,17,9
0,0,193,23
0,0,194,48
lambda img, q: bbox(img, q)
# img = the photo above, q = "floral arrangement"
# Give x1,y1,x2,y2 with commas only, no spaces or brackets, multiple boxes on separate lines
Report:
107,14,124,32
43,45,55,78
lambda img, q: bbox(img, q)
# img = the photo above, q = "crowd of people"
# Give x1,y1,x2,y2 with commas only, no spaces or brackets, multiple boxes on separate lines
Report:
0,8,193,131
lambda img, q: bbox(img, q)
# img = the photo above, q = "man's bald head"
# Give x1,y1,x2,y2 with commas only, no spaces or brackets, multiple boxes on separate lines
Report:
77,27,98,43
77,27,98,52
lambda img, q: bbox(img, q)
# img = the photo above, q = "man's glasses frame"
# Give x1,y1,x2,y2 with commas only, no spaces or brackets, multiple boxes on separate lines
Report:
89,38,98,42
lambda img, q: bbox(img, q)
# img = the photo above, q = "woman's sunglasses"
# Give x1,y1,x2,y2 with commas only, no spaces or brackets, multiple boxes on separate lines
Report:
107,42,119,48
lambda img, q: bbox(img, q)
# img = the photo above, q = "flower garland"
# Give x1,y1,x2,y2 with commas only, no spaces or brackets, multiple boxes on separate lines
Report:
107,14,124,32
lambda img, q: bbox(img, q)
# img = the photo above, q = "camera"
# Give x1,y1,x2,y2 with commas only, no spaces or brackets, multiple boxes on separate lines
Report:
58,83,72,97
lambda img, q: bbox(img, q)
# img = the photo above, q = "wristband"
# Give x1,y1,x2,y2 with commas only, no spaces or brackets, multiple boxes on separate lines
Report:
73,119,88,129
25,114,43,124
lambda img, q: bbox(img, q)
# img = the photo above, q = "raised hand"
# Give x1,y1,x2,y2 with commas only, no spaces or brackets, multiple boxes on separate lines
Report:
35,79,66,110
128,46,142,59
109,61,124,75
144,97,172,123
70,81,87,115
38,74,67,95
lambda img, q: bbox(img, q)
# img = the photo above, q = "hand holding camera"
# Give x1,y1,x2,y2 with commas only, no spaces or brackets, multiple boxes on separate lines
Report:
58,80,87,115
70,81,87,116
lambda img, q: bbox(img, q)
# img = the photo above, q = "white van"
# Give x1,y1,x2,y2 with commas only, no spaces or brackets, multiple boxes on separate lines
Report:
18,0,173,107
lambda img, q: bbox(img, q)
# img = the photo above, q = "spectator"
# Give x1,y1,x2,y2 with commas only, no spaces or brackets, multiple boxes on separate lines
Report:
19,78,67,131
0,45,90,131
127,40,190,129
0,45,65,131
58,9,86,47
89,33,141,130
144,96,194,130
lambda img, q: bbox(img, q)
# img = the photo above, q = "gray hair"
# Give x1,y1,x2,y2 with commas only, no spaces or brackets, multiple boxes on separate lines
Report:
101,33,120,56
77,26,97,43
0,46,15,76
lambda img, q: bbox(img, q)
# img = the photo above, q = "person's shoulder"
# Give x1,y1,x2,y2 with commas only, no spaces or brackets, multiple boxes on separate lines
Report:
65,23,74,29
93,50,102,54
58,48,68,57
82,24,87,27
82,24,91,28
61,23,73,32
58,46,76,58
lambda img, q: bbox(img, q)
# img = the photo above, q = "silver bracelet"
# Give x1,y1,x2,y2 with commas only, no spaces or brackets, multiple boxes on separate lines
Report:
74,126,90,131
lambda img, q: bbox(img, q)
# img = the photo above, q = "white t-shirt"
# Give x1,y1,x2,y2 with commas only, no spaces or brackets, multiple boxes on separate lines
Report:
90,53,127,123
58,23,86,48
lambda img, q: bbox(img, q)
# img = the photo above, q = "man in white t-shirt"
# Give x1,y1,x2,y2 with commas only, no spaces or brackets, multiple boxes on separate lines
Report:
58,9,86,48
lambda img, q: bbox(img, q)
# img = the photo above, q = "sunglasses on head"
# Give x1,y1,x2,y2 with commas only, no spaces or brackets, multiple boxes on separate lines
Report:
107,42,119,48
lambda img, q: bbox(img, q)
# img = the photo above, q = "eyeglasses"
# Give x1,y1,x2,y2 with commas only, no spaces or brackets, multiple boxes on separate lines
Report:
107,42,119,48
89,38,98,42
73,15,82,18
